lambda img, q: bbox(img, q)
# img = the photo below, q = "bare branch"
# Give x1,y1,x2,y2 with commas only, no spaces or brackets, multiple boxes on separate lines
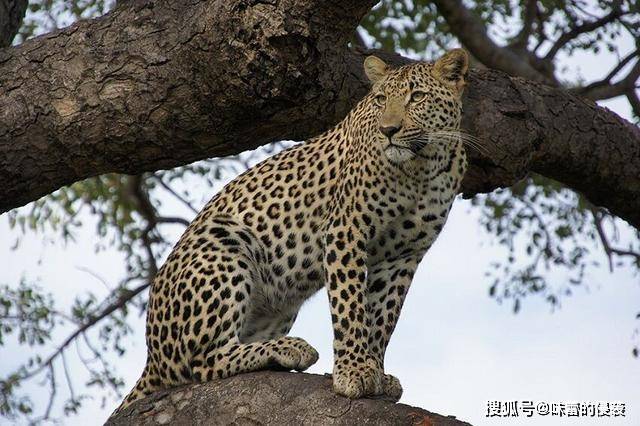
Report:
81,332,121,394
156,216,190,227
154,177,199,214
128,175,160,277
591,208,640,269
544,4,624,61
591,208,615,272
42,364,56,422
603,49,640,83
16,282,149,383
76,266,113,292
576,58,640,100
627,89,640,119
61,351,76,405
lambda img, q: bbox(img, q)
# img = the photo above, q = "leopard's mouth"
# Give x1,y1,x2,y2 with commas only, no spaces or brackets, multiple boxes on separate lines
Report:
384,142,414,152
385,140,429,158
383,142,418,165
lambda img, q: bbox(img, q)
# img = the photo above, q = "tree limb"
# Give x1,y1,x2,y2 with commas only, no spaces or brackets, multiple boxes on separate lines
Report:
455,60,640,230
0,0,376,213
1,0,640,232
106,371,472,426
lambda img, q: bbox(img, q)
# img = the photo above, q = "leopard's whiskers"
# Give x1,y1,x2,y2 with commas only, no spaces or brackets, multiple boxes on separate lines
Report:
418,129,493,158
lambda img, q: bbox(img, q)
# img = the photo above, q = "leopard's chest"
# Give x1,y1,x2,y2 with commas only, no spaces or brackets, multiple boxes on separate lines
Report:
365,171,458,263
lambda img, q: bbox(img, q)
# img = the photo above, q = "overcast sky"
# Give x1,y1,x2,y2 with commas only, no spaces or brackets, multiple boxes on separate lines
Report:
1,6,639,426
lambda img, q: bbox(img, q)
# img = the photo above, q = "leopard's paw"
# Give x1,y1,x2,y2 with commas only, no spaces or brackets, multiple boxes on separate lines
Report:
332,357,383,399
271,336,319,371
382,373,403,401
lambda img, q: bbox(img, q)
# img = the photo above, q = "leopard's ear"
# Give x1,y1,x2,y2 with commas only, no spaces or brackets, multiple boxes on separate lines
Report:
364,55,388,84
432,48,469,94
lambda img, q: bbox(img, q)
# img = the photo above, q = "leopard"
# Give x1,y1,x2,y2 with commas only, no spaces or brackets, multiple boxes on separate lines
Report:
112,48,470,415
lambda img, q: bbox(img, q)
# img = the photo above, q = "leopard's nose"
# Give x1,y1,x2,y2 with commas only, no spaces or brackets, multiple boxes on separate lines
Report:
379,125,401,138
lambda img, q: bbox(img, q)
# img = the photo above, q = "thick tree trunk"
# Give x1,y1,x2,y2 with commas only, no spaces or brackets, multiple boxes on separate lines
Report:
106,371,472,425
0,0,639,229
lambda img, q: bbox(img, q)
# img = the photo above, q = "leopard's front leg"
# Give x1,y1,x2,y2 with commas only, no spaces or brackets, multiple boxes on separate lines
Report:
366,255,420,401
324,222,384,399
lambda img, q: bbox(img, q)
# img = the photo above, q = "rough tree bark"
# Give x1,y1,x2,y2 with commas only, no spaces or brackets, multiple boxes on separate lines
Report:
106,371,472,426
0,0,639,230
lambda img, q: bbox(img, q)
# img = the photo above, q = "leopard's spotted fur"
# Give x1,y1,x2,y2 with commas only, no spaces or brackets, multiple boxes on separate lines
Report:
114,48,469,414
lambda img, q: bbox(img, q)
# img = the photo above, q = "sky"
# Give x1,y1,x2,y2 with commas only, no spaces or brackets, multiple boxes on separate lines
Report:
1,4,639,426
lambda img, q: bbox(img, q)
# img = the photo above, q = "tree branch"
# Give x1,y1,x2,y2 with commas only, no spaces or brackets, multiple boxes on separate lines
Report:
0,0,376,214
576,56,640,101
106,371,471,426
154,176,199,214
16,282,149,383
603,49,639,84
431,0,555,85
456,62,640,229
591,208,640,269
628,89,640,119
510,0,537,51
544,3,624,61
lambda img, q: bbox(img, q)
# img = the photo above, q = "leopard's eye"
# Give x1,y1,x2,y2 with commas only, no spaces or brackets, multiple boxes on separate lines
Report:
374,94,387,106
410,91,426,102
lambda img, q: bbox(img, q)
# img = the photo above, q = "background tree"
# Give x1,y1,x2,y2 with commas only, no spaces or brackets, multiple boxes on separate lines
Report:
1,0,639,423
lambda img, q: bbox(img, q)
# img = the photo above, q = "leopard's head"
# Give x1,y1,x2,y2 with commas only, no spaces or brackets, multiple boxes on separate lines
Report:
363,49,469,165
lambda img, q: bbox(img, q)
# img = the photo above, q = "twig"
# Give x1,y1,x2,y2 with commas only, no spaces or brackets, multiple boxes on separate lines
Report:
43,364,56,421
16,282,150,383
591,208,614,272
61,351,76,402
76,266,113,292
156,216,190,227
627,89,640,119
545,3,624,61
590,208,640,271
154,176,198,214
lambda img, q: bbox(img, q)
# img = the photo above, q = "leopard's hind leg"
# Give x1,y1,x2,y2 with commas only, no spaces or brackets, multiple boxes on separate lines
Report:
177,217,318,382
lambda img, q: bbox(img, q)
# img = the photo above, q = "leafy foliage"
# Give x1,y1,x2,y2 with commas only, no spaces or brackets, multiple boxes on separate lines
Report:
14,0,115,43
360,1,451,59
474,175,640,314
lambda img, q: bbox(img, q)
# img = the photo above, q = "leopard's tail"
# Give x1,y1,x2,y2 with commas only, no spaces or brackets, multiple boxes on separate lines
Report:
109,361,163,419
